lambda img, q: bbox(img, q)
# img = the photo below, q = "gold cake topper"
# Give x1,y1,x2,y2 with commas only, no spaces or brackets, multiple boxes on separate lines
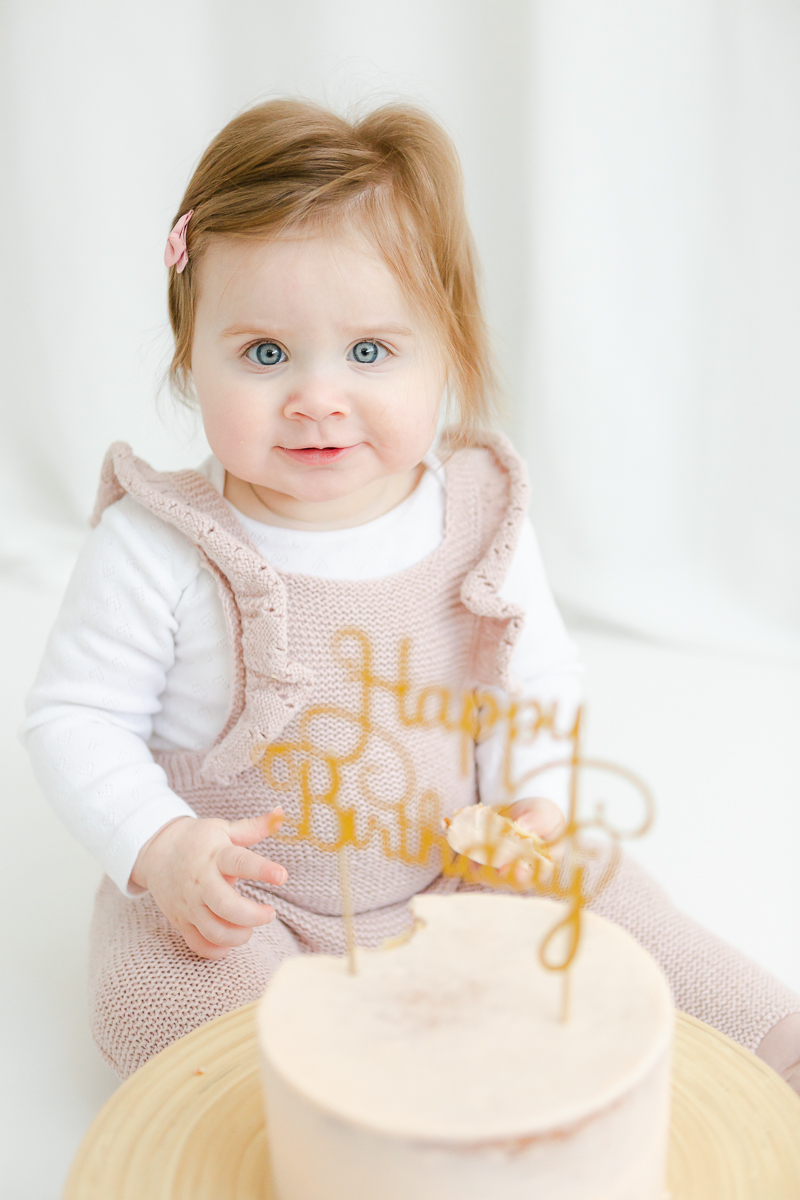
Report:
253,628,654,1020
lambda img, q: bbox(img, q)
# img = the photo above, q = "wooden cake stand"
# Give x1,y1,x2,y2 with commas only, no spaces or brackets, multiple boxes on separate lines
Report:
64,1005,800,1200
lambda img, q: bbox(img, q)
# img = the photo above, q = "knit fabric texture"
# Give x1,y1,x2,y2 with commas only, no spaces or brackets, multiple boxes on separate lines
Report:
86,437,800,1080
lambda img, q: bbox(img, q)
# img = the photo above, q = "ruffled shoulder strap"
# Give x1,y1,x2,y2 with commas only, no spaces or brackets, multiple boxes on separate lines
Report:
442,431,530,689
91,443,313,783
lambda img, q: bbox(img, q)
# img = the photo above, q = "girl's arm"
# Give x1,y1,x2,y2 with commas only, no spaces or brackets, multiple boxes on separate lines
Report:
21,496,286,958
20,496,203,895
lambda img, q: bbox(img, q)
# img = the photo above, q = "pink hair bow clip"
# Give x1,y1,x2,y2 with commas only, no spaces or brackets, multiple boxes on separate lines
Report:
164,210,193,273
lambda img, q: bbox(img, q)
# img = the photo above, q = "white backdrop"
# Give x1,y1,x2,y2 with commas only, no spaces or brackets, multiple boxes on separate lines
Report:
1,0,798,660
525,0,800,660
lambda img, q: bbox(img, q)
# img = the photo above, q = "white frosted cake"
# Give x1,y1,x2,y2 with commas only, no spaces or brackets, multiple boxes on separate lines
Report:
258,893,673,1200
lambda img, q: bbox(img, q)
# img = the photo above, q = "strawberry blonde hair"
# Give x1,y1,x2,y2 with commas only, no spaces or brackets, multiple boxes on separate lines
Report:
166,99,496,445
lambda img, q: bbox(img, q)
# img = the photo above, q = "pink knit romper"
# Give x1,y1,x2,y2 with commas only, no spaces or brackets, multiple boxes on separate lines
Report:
87,436,800,1080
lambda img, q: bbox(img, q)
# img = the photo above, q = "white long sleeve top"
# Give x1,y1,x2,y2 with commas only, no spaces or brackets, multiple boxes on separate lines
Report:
21,454,582,895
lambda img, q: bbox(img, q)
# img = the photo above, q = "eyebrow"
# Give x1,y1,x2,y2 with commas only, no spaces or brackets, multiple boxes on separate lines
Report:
220,322,414,339
220,327,274,340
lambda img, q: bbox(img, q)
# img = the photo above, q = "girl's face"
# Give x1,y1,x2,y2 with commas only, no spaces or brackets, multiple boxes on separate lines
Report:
191,229,447,525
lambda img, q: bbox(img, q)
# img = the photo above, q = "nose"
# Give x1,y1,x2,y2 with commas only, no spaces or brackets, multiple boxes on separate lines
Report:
283,374,350,424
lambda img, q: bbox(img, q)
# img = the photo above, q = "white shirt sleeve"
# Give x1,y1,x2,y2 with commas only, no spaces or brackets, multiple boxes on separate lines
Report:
474,517,583,814
20,496,203,896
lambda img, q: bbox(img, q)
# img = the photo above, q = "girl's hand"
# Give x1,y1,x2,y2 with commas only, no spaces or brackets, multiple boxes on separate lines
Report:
498,797,566,888
503,797,566,844
130,809,287,960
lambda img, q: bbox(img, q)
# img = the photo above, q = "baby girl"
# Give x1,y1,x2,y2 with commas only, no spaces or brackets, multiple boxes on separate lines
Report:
21,98,800,1088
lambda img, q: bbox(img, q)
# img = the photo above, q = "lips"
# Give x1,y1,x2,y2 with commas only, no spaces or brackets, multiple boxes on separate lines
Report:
278,445,359,465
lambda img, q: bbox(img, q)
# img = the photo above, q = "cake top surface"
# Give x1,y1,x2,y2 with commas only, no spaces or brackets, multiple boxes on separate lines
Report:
258,893,673,1142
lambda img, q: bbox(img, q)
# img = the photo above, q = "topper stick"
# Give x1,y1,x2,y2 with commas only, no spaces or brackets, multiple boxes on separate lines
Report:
339,846,358,975
566,705,583,831
560,969,572,1024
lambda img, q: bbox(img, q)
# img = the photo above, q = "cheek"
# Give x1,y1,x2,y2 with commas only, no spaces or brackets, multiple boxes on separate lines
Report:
197,399,259,479
395,380,443,441
377,362,443,433
197,374,270,445
373,403,440,472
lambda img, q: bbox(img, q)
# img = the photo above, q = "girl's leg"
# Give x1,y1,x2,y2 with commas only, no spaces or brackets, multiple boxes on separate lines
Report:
590,853,800,1051
88,876,300,1079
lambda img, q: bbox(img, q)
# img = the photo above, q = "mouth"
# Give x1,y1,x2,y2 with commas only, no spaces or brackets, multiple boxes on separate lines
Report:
278,445,359,465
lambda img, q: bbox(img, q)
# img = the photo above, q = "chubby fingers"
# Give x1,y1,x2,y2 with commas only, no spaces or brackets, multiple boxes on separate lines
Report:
505,797,566,842
191,903,271,948
180,922,237,960
202,874,278,928
217,843,288,887
183,842,288,954
187,880,278,951
228,807,284,847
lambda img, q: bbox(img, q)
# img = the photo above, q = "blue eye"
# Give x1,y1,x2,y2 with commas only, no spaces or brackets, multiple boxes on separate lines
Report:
246,342,285,367
349,340,387,365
